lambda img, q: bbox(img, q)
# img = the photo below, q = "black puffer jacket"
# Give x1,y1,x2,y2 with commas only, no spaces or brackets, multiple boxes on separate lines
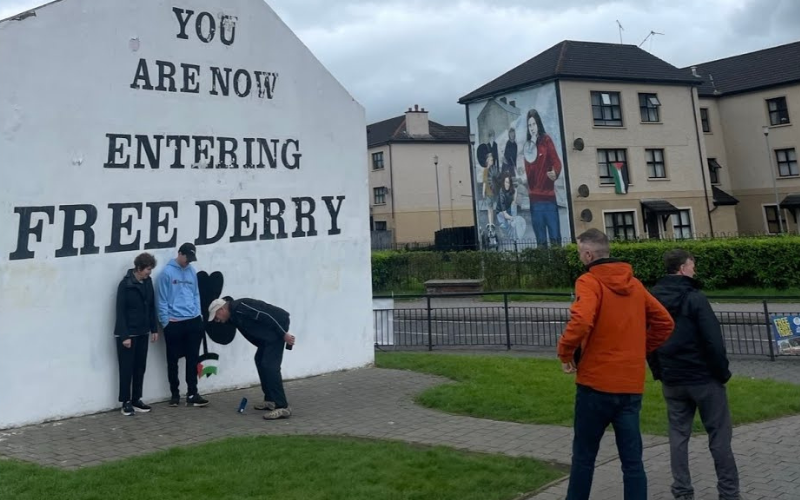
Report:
114,269,157,340
649,275,731,385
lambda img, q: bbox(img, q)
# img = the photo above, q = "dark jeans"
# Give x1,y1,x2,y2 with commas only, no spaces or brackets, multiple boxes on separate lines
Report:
566,384,647,500
663,382,740,500
530,201,561,246
255,341,288,408
164,316,203,397
116,335,149,403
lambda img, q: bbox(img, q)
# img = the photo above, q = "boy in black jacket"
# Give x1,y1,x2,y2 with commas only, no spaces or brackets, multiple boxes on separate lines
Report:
650,249,739,500
208,297,296,420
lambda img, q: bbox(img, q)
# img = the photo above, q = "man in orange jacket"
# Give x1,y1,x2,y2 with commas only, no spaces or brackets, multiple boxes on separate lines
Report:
557,229,674,500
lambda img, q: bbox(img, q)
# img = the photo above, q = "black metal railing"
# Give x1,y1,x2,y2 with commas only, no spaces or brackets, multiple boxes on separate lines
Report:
372,292,800,360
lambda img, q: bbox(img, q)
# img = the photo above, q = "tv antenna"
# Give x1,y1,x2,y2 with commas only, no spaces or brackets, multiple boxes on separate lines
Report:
639,30,665,52
616,20,624,44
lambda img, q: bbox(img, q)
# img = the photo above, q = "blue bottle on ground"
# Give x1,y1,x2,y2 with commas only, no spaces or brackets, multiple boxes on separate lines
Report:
238,397,248,413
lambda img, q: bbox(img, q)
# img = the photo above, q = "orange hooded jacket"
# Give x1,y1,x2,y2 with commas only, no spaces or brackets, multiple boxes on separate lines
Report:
557,259,674,394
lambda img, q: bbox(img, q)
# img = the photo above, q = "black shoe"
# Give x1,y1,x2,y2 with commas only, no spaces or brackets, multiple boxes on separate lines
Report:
169,396,180,407
186,394,209,407
132,400,151,413
121,401,134,416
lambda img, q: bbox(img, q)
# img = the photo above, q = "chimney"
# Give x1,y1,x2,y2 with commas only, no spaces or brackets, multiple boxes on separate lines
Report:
405,104,430,137
690,66,700,78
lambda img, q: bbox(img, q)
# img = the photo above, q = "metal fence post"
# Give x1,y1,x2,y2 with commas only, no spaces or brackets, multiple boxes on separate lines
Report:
763,300,775,362
427,295,433,351
504,293,511,350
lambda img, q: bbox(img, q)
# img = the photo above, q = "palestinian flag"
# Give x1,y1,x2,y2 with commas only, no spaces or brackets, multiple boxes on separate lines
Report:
197,352,220,378
612,162,629,195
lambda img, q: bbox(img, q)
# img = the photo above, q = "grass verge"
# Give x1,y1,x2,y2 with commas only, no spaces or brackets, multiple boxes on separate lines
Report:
376,352,800,436
0,435,564,500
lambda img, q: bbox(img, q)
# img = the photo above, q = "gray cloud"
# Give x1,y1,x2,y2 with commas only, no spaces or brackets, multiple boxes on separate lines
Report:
1,0,797,125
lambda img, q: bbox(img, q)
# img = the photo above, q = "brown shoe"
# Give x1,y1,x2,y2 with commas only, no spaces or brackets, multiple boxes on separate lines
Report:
254,401,276,411
263,407,292,420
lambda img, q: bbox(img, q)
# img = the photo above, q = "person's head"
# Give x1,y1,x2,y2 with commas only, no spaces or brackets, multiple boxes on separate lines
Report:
526,109,546,143
576,229,610,266
664,249,696,278
508,127,516,142
133,252,156,280
208,298,231,323
177,242,197,267
477,143,493,169
502,172,513,191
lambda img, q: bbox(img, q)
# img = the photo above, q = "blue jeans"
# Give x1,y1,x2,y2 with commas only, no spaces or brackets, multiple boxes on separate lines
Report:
530,201,561,246
566,385,647,500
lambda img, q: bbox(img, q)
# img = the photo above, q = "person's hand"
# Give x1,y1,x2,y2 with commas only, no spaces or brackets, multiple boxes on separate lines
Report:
561,361,576,374
151,332,159,343
122,339,132,348
284,333,296,346
547,170,557,181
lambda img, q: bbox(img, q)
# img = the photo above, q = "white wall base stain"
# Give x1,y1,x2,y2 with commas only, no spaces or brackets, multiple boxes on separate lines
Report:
0,0,372,429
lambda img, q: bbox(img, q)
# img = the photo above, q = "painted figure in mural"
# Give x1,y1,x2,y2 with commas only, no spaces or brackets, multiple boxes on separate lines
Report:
486,129,500,175
502,126,518,180
495,171,518,241
477,143,501,239
156,243,210,408
114,252,159,417
523,109,563,246
208,297,296,420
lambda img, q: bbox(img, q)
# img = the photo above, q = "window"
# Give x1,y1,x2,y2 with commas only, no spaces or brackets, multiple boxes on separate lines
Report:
372,152,384,170
639,93,661,122
373,187,387,205
700,108,710,133
776,148,799,177
764,205,787,234
767,97,790,126
374,221,387,231
672,209,693,239
707,158,722,185
604,211,637,240
646,149,667,179
591,91,623,127
597,149,628,185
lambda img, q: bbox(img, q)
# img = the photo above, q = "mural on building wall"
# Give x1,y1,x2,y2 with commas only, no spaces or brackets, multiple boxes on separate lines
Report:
468,82,572,248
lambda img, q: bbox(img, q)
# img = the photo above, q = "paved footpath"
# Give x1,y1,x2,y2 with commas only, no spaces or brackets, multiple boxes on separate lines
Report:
1,355,799,500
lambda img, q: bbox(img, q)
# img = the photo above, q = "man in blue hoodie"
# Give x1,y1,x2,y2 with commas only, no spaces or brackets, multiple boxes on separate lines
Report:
156,243,209,407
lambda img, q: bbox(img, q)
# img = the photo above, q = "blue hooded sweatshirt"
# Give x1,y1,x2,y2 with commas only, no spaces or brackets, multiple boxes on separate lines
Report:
156,259,201,327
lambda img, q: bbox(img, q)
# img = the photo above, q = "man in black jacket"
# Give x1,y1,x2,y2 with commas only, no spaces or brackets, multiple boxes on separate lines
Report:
208,297,296,420
650,249,740,500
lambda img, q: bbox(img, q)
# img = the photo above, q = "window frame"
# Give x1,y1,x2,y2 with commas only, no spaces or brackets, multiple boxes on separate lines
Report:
373,186,387,205
597,148,628,186
767,97,791,126
639,93,661,123
591,91,624,127
645,148,667,179
763,204,787,235
775,148,799,177
700,107,711,133
707,158,721,185
374,221,388,231
671,208,693,240
603,210,638,241
372,152,385,170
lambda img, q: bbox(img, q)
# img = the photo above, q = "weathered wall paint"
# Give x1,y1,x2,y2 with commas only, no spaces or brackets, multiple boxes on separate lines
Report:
0,0,372,429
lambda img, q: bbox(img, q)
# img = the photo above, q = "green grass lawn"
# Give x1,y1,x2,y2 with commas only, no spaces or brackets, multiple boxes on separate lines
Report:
0,435,564,500
376,352,800,436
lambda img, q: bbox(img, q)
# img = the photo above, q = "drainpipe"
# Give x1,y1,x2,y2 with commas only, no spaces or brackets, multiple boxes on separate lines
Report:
690,87,715,236
388,143,397,243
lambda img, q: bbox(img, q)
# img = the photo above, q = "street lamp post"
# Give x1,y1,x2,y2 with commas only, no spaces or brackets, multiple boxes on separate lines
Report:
433,155,442,231
762,126,785,234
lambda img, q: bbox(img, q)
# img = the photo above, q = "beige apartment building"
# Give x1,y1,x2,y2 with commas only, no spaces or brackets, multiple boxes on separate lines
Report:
459,40,739,245
367,106,473,245
692,41,800,234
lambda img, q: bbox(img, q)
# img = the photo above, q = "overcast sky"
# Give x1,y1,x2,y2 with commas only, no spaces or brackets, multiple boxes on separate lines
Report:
2,0,798,125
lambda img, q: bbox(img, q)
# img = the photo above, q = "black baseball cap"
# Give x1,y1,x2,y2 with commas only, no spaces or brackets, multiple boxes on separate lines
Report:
179,242,197,262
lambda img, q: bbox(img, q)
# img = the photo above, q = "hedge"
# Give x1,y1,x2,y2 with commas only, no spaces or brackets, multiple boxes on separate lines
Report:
372,236,800,292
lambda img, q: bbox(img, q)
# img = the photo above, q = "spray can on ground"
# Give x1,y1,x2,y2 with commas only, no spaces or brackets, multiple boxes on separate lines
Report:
238,397,248,413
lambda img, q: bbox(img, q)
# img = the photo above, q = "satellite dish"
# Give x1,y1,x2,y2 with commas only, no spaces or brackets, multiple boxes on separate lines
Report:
580,209,593,222
573,138,585,151
577,184,590,198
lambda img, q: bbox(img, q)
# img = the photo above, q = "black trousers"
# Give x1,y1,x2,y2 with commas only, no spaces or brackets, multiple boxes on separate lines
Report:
255,341,288,408
164,316,204,397
116,335,149,403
